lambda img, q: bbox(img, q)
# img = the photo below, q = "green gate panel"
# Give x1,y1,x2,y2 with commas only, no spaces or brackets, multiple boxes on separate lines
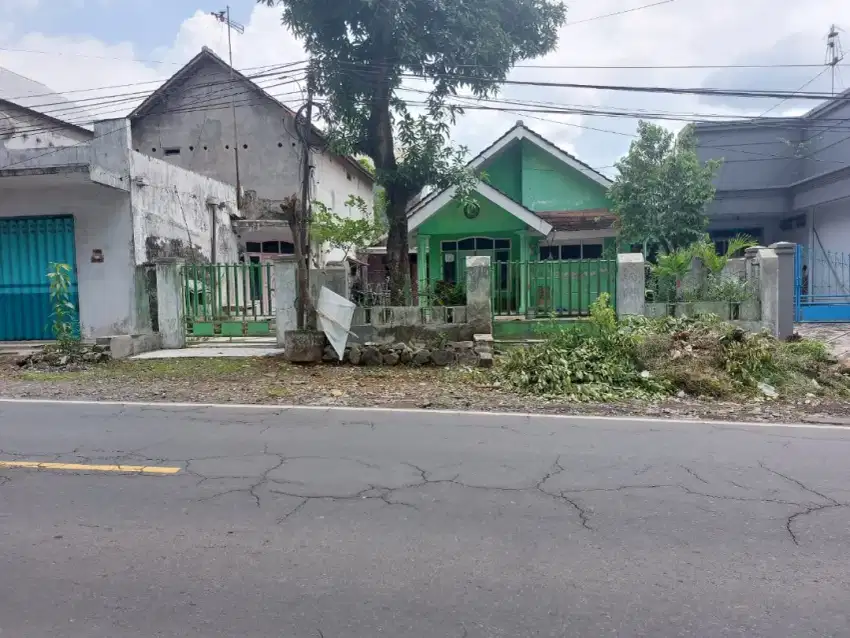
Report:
0,216,78,341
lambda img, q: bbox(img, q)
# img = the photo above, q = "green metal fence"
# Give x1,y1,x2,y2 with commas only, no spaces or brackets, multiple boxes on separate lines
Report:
183,262,274,338
491,259,617,317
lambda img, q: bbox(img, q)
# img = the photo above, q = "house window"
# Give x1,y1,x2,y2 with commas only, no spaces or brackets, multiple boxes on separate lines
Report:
439,237,510,284
582,244,603,259
540,245,560,260
539,242,604,260
164,147,181,157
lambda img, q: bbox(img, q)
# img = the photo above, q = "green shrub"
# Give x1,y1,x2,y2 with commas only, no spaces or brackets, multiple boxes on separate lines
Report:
499,295,668,401
498,295,848,402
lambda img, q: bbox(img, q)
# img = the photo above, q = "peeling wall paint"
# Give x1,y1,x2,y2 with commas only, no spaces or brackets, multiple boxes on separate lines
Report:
129,150,239,266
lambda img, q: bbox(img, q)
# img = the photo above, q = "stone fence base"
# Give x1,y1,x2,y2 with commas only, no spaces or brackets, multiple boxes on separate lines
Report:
324,336,493,368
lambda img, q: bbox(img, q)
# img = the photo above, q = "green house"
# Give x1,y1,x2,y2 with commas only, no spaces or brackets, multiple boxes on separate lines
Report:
407,121,617,316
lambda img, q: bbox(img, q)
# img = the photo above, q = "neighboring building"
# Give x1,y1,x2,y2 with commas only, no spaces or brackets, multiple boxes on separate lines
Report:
128,47,375,266
695,90,850,259
0,103,239,341
392,121,616,313
0,65,93,150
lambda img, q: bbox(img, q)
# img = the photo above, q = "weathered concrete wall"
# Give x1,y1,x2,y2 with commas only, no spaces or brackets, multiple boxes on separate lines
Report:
130,57,302,203
129,57,374,266
0,178,142,339
0,116,243,341
130,150,239,265
0,101,90,150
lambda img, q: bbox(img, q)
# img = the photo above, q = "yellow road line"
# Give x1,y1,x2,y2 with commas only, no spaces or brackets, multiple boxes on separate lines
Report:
0,461,180,475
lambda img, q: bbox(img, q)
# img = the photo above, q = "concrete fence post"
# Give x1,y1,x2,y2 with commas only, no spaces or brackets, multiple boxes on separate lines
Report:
768,242,796,339
465,255,492,335
155,257,186,349
744,246,764,283
616,253,646,318
683,257,706,297
273,255,298,346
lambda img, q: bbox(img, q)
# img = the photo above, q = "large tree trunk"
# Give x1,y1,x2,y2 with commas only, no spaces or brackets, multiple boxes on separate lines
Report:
385,189,410,305
365,49,411,305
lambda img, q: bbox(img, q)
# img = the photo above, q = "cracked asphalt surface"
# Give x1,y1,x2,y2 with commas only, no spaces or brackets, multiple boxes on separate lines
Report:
1,402,849,637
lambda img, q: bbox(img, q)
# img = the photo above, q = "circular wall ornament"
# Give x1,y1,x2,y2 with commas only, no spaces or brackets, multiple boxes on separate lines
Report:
463,201,480,219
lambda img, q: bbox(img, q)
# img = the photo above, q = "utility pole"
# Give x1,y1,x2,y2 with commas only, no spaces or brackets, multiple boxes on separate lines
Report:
211,6,245,208
292,60,317,330
826,24,845,96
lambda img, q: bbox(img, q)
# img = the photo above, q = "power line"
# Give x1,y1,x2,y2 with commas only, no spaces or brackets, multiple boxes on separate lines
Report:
565,0,680,26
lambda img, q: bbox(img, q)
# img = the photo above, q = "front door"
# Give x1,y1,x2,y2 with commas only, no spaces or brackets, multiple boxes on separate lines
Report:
0,216,78,341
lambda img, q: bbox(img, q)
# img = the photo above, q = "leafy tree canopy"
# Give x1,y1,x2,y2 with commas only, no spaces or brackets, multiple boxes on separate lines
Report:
610,121,722,254
262,0,567,301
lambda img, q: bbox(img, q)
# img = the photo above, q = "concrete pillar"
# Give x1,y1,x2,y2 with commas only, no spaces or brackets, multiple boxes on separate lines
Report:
518,231,530,315
155,258,186,349
616,253,646,318
465,255,492,335
683,257,706,296
744,246,764,283
766,242,796,339
416,234,429,305
273,256,298,346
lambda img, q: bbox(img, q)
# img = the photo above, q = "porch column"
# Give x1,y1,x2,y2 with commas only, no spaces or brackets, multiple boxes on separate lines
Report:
416,234,429,305
518,231,531,316
155,257,186,349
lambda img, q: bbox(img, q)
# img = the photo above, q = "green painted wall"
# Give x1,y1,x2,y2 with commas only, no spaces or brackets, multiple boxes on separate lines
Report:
417,193,527,237
520,141,609,212
479,141,522,202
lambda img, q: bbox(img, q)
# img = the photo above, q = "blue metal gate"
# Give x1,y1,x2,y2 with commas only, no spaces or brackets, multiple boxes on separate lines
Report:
794,244,850,322
0,216,78,340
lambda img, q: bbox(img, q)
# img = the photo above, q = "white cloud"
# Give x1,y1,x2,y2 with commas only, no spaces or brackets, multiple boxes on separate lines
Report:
0,0,846,171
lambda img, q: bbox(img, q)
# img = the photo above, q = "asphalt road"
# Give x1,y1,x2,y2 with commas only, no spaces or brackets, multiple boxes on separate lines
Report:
1,400,849,637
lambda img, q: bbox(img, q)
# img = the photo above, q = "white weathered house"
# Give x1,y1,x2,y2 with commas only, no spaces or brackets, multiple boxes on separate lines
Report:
0,68,241,343
128,47,375,267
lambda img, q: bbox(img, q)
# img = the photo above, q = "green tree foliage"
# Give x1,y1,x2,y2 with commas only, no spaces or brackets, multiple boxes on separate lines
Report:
312,196,386,261
610,122,722,254
261,0,567,302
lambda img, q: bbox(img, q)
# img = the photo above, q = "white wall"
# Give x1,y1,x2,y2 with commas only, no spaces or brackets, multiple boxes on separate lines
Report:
312,149,375,264
129,151,240,265
0,102,90,151
0,177,141,339
811,198,850,256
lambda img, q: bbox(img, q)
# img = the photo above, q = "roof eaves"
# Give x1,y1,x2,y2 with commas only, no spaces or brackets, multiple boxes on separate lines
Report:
0,97,93,138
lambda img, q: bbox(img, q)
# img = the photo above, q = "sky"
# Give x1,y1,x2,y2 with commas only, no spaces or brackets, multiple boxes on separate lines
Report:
0,0,847,175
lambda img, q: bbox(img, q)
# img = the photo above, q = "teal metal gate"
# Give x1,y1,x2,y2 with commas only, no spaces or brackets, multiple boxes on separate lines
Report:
0,216,78,341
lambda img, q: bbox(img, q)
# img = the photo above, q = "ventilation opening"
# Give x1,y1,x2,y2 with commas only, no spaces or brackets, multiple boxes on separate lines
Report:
164,147,181,157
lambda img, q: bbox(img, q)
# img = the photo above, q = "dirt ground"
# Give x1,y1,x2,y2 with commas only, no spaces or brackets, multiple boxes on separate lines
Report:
2,356,849,425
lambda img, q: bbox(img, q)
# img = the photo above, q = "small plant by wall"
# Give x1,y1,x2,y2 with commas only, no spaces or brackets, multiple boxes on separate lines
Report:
46,262,80,353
